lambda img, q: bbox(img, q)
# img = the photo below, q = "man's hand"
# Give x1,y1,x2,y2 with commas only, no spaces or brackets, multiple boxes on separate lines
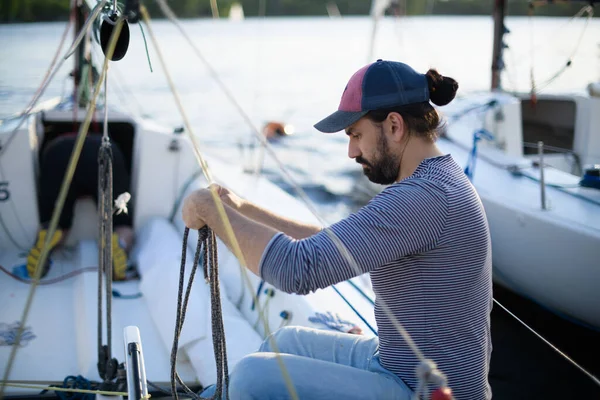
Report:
215,184,244,210
182,184,241,229
182,188,210,230
181,183,279,276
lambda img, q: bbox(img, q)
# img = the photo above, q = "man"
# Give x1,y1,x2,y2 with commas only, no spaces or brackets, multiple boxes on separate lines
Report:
26,134,134,281
182,59,492,399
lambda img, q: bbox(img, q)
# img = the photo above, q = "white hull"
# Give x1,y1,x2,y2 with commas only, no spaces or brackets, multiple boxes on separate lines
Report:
481,195,600,329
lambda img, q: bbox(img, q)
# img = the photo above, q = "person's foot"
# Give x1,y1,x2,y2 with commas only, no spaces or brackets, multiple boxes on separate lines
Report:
26,229,63,279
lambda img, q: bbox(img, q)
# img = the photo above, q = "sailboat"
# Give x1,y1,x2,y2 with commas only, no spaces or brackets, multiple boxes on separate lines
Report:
2,1,599,399
356,0,600,331
0,1,376,398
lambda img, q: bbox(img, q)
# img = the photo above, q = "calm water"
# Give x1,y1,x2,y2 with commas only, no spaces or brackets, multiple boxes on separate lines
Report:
1,15,599,221
1,15,600,398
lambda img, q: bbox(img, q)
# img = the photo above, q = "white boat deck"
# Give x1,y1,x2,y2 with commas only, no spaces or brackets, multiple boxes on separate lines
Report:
0,241,197,397
0,215,379,397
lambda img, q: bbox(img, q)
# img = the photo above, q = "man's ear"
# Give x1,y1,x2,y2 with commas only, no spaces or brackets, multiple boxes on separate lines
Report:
386,112,406,143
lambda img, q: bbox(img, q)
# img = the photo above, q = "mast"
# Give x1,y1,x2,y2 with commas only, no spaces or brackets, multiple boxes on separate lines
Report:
367,0,393,62
491,0,507,91
74,0,86,108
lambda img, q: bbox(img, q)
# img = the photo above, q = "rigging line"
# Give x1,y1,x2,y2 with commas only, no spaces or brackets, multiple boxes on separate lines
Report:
26,1,74,110
346,279,376,306
0,264,97,285
140,7,299,400
535,5,594,92
0,18,126,399
103,69,109,141
347,274,600,386
505,3,593,72
1,382,128,397
138,22,154,73
63,0,108,60
493,298,600,388
0,5,75,158
331,285,377,336
153,0,431,366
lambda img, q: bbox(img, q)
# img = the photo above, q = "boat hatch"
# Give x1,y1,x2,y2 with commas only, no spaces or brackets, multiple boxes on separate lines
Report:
520,98,576,155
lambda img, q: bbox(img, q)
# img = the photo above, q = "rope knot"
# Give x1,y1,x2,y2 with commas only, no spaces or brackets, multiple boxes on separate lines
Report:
417,359,446,387
114,192,131,215
415,359,452,400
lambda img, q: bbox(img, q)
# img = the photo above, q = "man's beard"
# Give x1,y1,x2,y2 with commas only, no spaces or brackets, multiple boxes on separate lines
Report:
356,128,399,185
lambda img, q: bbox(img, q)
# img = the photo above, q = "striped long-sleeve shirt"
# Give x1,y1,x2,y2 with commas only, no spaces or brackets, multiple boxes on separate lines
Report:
260,154,492,399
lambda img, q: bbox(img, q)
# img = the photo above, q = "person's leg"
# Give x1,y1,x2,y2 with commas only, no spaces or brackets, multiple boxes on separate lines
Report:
258,325,376,363
27,136,80,278
226,351,411,400
200,326,413,400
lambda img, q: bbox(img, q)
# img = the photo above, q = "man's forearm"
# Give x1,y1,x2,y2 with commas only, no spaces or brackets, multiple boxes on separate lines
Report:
235,199,322,239
202,200,278,276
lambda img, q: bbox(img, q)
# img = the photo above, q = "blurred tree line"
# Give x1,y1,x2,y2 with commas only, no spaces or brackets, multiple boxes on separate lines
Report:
0,0,596,23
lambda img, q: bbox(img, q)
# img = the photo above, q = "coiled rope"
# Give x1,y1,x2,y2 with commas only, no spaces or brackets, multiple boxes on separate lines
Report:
170,227,229,400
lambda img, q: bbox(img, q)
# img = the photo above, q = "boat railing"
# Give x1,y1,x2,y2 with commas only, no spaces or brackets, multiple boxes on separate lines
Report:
522,141,582,177
538,141,547,210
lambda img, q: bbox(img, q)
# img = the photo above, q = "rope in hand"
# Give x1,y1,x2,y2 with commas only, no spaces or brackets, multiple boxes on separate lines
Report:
139,6,299,398
170,227,229,400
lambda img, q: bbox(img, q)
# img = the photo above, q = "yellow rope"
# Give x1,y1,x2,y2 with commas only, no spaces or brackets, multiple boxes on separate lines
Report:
151,0,287,341
140,6,299,399
2,382,133,397
0,18,125,400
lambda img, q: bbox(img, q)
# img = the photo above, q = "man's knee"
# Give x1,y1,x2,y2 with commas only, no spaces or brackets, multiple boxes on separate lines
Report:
258,326,299,353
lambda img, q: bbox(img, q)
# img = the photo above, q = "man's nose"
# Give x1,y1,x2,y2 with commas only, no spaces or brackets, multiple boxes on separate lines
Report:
348,142,360,159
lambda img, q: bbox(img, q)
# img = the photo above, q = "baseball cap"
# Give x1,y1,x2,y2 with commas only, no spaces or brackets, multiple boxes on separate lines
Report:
314,59,430,133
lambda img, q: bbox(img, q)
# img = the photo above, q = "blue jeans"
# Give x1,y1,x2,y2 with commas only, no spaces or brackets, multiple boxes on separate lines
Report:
200,326,413,399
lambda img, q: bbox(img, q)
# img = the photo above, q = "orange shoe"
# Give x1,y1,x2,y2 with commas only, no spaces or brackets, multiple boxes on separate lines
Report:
26,229,63,279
